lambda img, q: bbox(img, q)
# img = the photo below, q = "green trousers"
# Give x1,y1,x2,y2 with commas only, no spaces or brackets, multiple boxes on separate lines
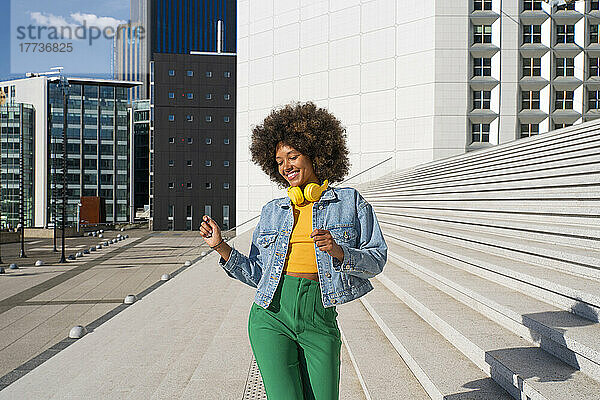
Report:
248,274,342,400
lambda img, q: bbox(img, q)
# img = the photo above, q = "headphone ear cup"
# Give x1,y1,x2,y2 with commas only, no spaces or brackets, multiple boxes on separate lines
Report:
287,186,304,205
303,183,320,202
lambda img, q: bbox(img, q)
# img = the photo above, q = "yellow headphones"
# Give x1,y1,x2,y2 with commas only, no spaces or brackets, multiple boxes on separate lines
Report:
287,180,329,205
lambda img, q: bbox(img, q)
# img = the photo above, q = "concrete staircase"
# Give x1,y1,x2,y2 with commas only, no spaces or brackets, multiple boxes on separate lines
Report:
344,122,600,399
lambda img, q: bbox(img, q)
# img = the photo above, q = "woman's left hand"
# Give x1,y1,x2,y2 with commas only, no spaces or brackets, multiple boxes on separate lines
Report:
310,229,344,261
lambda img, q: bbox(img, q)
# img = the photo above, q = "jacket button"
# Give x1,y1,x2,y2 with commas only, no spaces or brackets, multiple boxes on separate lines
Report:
325,272,331,278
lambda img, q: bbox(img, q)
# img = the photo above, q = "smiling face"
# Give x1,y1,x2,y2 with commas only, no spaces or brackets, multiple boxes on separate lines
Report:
275,142,319,188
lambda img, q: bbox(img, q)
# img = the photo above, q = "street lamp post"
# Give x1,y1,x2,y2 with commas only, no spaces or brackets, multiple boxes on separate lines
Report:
76,202,82,233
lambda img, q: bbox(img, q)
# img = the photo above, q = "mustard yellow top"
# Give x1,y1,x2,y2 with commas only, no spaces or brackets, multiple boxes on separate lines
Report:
283,201,318,274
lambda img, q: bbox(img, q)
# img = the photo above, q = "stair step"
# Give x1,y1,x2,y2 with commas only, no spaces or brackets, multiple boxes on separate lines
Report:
385,239,600,381
368,199,600,220
374,206,600,247
378,213,600,279
359,130,599,191
377,266,600,400
337,300,429,400
360,281,513,399
379,225,600,322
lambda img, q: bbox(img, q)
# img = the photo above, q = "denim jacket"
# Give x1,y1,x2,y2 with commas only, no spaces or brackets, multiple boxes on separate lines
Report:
219,186,387,308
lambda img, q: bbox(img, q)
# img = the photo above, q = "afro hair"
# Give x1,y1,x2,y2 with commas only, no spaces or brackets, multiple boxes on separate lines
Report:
249,102,350,188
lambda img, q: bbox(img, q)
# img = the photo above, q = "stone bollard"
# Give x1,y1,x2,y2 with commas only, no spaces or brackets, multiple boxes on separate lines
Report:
160,273,171,281
124,294,137,304
83,249,90,254
69,325,87,339
9,263,18,270
99,234,103,238
0,267,5,274
67,255,75,261
76,252,83,258
201,251,207,256
184,260,192,266
96,244,102,249
35,260,44,267
90,247,96,252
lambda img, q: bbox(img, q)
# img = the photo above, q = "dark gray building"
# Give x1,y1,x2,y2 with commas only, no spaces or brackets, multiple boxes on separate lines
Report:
150,53,235,231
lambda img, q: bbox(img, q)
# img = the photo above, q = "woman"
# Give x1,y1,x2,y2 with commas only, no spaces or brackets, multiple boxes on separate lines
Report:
199,102,387,400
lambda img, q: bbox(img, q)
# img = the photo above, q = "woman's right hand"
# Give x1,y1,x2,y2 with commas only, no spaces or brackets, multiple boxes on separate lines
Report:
199,215,223,247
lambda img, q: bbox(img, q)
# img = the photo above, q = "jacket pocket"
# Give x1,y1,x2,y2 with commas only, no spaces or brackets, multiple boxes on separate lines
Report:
329,225,357,245
256,231,278,248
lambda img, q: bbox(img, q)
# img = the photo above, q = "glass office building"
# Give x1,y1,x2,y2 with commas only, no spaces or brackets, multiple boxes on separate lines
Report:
0,103,35,228
47,79,132,224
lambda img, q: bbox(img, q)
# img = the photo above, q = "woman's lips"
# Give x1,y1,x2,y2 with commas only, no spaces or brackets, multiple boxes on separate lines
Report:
287,171,299,180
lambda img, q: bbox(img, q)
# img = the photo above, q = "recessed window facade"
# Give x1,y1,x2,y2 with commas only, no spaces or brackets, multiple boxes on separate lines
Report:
556,58,575,77
224,71,231,78
168,114,175,121
522,91,540,109
523,0,542,11
206,138,212,144
523,57,541,77
521,123,539,138
555,90,574,109
169,160,174,167
169,92,175,99
471,124,490,143
590,57,600,77
187,70,194,77
224,160,230,167
187,93,193,99
523,25,542,44
473,90,491,109
473,0,492,11
556,25,575,44
205,115,212,122
169,69,175,76
473,58,491,77
205,160,212,166
206,71,212,77
591,25,600,44
474,25,492,44
588,90,600,109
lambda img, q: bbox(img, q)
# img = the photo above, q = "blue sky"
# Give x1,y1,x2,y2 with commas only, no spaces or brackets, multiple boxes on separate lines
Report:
1,0,130,81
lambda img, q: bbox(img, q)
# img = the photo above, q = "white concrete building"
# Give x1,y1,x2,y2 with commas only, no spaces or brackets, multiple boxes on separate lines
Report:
236,0,600,230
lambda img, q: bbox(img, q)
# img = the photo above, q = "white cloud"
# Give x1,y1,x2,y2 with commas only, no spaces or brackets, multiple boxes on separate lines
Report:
29,11,126,31
70,13,127,30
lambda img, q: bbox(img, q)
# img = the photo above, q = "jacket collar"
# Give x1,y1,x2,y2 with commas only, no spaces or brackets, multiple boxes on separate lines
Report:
276,186,338,208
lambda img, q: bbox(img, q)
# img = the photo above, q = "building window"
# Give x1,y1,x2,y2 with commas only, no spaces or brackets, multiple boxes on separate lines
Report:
554,123,572,129
186,115,193,122
187,93,194,99
205,205,212,217
187,137,193,144
168,69,175,76
223,205,230,230
186,205,192,231
206,138,212,144
592,0,600,11
474,25,492,44
206,93,212,100
471,124,490,143
473,58,492,77
588,90,600,109
473,90,491,109
224,94,231,100
556,57,575,77
223,182,230,189
168,205,174,231
206,182,212,189
205,160,212,167
224,71,231,78
169,137,175,143
523,25,542,44
206,71,212,78
169,92,175,99
205,115,212,122
473,0,492,11
186,182,192,189
556,25,575,44
187,70,194,77
521,123,539,138
168,182,174,189
555,90,574,110
187,160,193,167
224,138,230,144
557,2,575,10
590,57,600,76
523,57,541,76
224,160,230,167
169,160,174,167
168,114,175,121
591,25,600,44
224,116,230,123
522,91,540,109
523,0,542,10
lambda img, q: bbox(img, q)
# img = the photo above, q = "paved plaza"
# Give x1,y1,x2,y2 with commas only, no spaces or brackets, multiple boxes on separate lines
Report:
0,229,214,385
